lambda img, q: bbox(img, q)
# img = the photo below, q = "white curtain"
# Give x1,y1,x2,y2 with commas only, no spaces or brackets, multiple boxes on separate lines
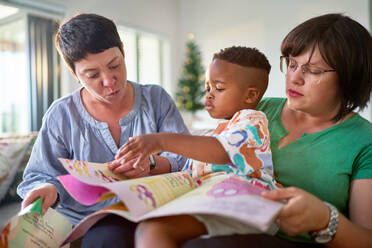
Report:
0,20,29,134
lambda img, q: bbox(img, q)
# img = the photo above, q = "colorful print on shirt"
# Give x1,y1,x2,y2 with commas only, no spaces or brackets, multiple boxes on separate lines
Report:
185,109,278,190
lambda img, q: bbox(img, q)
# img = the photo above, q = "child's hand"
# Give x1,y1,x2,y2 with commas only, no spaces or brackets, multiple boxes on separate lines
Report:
115,134,163,170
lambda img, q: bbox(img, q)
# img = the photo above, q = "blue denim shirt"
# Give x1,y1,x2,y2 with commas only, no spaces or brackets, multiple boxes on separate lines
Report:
17,81,189,225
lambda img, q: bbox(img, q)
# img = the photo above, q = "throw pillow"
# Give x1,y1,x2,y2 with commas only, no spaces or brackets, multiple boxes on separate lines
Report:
0,134,34,204
0,132,37,204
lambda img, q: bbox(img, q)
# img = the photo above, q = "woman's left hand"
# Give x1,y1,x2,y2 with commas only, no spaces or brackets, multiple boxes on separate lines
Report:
108,156,149,178
262,187,331,236
115,134,162,169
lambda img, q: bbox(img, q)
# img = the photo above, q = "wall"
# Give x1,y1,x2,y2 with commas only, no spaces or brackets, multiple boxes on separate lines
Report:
178,0,371,125
27,0,371,123
34,0,180,96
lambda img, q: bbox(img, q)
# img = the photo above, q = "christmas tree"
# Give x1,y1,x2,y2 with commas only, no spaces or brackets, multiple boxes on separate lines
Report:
176,36,205,113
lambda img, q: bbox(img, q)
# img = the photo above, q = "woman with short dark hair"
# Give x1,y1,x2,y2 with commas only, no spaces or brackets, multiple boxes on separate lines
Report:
17,13,189,247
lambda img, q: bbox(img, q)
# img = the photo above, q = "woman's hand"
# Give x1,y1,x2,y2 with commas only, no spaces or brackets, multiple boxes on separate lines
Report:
115,134,163,169
262,187,331,236
22,183,58,214
108,156,150,178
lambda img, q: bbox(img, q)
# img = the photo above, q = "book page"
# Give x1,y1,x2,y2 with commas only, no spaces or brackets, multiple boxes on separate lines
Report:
139,175,283,232
0,198,72,248
58,158,126,184
58,158,197,217
61,175,283,245
109,171,197,217
58,174,112,205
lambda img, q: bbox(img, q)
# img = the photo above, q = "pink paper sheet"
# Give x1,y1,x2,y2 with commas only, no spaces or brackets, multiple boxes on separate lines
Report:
58,175,110,205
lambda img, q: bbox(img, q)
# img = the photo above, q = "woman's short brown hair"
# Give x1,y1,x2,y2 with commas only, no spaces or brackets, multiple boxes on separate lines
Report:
55,13,123,74
281,13,372,121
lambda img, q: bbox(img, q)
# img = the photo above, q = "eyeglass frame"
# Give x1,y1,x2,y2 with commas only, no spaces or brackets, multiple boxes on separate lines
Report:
280,56,336,84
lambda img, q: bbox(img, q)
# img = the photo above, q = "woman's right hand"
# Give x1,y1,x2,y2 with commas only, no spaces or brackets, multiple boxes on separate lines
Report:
22,183,58,214
262,187,331,236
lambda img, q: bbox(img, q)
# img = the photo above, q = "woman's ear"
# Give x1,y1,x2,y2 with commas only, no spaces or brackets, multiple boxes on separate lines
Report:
245,88,260,104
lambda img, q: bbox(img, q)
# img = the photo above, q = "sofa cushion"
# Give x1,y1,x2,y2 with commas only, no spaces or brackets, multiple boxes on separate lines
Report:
0,133,37,205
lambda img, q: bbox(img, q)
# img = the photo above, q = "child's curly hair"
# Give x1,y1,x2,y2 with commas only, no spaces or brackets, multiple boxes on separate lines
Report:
213,46,271,74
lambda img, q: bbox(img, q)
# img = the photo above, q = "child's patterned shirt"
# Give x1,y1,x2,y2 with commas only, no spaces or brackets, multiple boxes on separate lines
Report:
184,109,279,190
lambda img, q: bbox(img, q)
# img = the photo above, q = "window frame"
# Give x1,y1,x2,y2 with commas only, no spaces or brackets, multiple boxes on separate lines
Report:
0,3,61,133
117,25,171,88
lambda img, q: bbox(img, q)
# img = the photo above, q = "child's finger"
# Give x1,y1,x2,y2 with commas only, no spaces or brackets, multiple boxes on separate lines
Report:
121,150,141,163
116,142,140,160
115,144,128,159
116,138,135,158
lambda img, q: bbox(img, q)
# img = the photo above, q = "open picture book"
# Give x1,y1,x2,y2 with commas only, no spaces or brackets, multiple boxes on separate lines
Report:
0,198,72,248
57,158,283,246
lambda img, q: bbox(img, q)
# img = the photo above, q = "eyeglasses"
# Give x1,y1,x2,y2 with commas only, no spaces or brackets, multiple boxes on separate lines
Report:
280,56,336,84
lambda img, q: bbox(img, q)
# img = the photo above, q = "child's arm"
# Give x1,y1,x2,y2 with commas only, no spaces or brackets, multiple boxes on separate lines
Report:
115,133,231,169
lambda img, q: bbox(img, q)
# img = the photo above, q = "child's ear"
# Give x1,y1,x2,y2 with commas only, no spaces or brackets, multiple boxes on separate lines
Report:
245,88,260,104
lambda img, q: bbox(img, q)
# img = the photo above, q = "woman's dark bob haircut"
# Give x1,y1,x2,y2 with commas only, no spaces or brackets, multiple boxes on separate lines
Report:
281,13,372,121
55,13,123,74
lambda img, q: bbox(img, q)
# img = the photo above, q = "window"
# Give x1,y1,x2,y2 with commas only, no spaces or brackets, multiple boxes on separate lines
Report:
117,26,171,89
0,16,28,133
0,4,60,134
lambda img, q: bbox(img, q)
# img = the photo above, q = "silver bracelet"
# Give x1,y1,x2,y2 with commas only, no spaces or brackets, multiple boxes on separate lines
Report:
310,201,339,243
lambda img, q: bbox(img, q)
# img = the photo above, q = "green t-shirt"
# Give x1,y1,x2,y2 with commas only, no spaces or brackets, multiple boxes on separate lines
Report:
257,97,372,243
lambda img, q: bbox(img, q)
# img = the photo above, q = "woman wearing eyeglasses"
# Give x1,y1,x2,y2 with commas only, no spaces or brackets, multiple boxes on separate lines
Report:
183,13,372,248
257,13,372,247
